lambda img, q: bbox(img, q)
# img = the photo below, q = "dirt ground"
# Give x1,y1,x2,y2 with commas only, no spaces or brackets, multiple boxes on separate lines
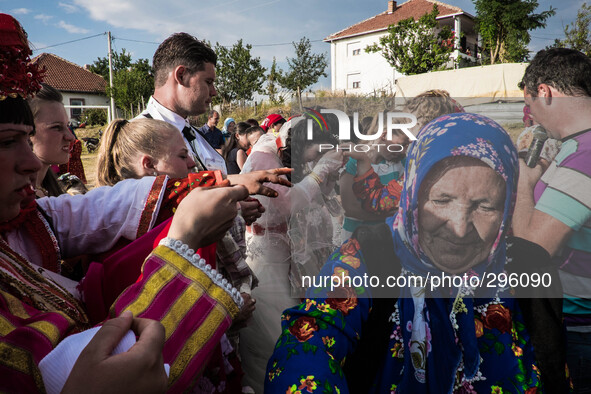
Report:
81,152,98,189
74,125,102,189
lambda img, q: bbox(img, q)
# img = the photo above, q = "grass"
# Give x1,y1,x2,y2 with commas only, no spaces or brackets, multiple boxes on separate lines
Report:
74,125,104,190
75,125,103,140
81,152,98,189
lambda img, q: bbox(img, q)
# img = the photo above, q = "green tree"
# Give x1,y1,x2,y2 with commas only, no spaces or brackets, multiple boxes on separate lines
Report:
473,0,555,64
280,37,328,109
366,5,455,75
213,39,266,109
267,57,289,105
551,2,591,56
80,108,107,126
89,49,153,116
109,63,154,117
88,48,132,80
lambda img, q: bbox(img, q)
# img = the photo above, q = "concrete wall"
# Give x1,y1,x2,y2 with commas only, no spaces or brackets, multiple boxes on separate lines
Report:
464,101,525,125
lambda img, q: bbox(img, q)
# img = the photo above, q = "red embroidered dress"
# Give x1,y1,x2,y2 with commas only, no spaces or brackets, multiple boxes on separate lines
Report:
0,173,242,392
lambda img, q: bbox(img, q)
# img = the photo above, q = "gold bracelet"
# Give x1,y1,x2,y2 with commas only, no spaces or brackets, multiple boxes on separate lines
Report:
309,171,323,185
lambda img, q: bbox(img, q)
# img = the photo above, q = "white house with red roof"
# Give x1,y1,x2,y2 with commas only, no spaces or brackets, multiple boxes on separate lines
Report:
324,0,479,95
31,53,108,121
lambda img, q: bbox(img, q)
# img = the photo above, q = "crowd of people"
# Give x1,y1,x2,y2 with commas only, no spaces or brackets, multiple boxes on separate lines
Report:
1,11,591,394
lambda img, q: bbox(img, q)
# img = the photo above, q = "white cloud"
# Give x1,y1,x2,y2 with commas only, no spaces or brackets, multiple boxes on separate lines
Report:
34,14,53,23
57,20,90,34
69,0,317,49
67,0,336,64
72,0,184,36
58,2,78,14
10,8,30,15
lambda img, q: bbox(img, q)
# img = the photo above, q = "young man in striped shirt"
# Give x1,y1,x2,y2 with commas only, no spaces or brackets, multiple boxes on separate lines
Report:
514,47,591,393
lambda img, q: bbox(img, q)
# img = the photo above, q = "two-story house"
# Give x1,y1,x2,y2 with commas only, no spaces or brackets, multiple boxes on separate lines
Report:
324,0,478,95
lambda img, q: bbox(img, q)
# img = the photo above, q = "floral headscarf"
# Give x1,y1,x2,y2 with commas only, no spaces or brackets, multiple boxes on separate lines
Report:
390,113,519,392
394,112,518,276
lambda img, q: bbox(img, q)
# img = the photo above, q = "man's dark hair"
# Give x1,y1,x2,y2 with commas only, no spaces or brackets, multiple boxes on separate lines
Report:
245,118,259,127
237,122,252,134
152,33,217,88
272,118,286,127
245,125,264,136
208,109,219,118
519,48,591,97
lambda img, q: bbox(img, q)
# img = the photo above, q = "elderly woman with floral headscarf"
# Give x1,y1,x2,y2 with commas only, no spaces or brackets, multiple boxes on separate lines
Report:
265,113,568,393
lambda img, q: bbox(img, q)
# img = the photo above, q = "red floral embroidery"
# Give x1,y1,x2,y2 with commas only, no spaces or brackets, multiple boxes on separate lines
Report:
340,238,360,256
153,171,222,230
289,316,319,342
326,286,358,315
483,304,512,333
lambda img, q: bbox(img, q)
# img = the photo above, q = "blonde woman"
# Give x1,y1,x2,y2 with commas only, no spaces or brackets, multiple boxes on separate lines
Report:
96,118,195,185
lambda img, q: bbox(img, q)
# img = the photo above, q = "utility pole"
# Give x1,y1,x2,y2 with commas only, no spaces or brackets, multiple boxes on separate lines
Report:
107,31,116,122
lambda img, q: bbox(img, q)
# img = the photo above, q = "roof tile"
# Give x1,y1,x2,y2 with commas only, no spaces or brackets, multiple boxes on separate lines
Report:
31,53,106,93
325,0,464,41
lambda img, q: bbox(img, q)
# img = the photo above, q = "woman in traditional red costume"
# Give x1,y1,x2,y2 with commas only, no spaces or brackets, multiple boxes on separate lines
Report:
0,13,288,393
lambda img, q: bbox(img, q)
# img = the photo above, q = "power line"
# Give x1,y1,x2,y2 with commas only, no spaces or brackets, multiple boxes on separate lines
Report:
114,37,160,45
530,35,559,41
114,36,324,48
31,32,324,53
252,39,324,47
32,32,106,52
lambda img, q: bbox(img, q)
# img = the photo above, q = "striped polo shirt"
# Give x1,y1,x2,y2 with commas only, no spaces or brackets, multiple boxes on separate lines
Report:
534,129,591,329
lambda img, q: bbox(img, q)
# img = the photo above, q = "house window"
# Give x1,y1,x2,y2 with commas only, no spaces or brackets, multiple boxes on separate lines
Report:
347,72,361,90
347,41,361,57
70,98,85,119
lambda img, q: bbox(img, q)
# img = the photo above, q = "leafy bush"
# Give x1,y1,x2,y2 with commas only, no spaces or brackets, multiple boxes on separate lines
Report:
80,108,108,126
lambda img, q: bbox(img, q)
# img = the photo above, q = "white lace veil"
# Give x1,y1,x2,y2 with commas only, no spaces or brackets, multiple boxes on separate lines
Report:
241,117,342,296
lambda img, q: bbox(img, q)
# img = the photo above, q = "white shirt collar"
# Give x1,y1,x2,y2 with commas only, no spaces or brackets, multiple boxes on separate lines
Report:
145,96,187,132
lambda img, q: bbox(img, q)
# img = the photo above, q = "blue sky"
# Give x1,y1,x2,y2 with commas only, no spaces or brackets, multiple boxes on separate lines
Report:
3,0,585,90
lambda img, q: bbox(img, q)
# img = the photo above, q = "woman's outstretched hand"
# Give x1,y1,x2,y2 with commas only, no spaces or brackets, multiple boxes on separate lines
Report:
227,168,293,197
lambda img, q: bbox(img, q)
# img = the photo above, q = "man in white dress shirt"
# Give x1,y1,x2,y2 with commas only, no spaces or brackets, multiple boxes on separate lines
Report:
138,32,226,174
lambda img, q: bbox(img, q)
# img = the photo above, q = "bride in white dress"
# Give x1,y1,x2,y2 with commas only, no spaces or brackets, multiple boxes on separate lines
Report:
239,116,343,392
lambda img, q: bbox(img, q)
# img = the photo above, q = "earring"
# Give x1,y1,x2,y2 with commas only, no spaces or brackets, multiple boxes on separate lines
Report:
153,171,157,176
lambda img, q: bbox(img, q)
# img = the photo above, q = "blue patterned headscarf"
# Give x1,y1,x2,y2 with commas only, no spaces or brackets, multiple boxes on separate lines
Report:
394,112,518,277
221,117,235,140
390,113,519,392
